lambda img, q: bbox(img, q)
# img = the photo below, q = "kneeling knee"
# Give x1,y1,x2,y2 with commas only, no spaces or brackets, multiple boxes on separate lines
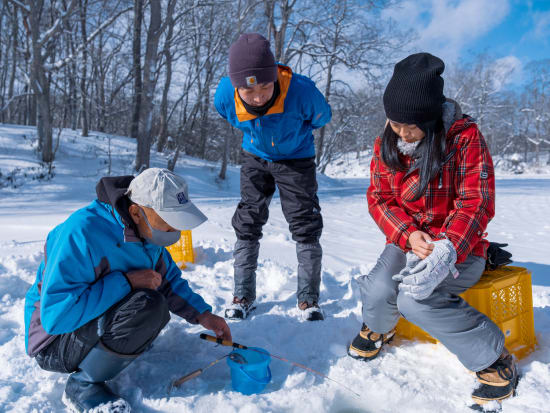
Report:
132,289,170,324
111,289,170,332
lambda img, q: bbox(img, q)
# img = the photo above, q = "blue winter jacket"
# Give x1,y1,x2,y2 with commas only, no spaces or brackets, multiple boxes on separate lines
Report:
24,176,211,357
214,65,332,161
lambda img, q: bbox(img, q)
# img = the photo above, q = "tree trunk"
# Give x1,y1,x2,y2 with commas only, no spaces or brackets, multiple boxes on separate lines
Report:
316,60,333,165
130,0,143,141
79,0,89,136
264,0,293,63
156,6,175,152
135,0,162,171
97,31,106,132
7,3,18,123
67,35,78,130
199,80,212,158
219,125,233,180
29,0,54,161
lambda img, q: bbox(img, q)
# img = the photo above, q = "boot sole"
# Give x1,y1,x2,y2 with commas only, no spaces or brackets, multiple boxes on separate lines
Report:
470,373,520,410
62,390,132,413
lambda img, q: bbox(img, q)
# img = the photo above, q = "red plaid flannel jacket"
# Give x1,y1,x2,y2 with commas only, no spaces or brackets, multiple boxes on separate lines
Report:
367,116,495,264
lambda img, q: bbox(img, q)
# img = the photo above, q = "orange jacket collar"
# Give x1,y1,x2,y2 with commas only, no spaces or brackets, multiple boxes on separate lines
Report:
234,65,293,122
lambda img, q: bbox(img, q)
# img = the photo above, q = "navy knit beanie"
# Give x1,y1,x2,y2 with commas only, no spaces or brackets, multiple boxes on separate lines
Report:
228,33,278,88
383,53,446,127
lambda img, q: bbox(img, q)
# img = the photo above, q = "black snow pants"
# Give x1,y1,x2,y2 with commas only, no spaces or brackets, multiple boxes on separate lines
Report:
232,151,323,243
231,151,323,304
35,289,170,373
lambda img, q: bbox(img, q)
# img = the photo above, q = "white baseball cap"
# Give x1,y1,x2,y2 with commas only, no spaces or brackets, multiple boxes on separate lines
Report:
125,168,207,230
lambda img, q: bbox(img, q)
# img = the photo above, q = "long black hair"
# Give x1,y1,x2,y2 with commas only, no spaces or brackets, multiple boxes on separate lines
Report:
380,119,446,202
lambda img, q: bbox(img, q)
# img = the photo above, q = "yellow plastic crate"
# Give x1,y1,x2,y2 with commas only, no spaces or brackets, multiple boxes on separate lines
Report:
396,266,537,360
165,230,195,270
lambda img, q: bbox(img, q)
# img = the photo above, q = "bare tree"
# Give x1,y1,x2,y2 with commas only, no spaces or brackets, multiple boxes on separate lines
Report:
446,53,517,155
155,0,177,152
134,0,177,172
263,0,296,64
130,0,143,141
10,0,131,163
286,0,401,166
79,0,89,136
219,0,259,179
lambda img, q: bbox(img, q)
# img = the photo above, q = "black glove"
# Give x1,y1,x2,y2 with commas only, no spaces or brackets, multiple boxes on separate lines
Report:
485,242,513,270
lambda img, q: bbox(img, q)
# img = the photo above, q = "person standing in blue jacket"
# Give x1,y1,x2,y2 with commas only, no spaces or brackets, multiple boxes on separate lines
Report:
24,168,231,413
215,33,332,321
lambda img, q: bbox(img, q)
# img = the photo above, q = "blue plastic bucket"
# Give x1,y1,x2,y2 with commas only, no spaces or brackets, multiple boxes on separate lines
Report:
227,347,271,395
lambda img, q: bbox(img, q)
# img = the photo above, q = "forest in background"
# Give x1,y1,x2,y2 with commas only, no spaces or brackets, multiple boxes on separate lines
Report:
0,0,548,179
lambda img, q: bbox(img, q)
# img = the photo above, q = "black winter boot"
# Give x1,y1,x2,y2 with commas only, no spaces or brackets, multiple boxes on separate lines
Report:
348,324,395,361
471,348,518,407
62,341,137,413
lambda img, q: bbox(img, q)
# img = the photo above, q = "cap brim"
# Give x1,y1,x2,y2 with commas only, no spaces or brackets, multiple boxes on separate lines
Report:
156,202,208,231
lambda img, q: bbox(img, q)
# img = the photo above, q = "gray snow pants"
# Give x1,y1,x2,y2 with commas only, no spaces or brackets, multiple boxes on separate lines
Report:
232,151,323,304
356,243,505,372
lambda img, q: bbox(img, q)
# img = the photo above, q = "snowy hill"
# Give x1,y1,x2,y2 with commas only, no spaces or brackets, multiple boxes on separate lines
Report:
0,124,549,413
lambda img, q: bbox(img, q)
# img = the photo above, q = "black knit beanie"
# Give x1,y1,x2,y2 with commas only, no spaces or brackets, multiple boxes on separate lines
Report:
229,33,278,88
383,53,446,129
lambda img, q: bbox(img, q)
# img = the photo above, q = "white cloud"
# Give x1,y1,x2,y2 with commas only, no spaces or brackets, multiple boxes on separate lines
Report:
492,55,523,88
382,0,511,62
528,10,550,41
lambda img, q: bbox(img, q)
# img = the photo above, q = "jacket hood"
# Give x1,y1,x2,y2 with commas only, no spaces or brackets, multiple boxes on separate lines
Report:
95,176,141,241
443,98,478,139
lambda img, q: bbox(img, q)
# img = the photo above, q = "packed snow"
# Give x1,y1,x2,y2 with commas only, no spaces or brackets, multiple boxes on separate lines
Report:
1,124,549,413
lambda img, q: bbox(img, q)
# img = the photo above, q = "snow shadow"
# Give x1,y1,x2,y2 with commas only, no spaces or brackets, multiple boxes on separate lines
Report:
192,246,234,268
514,261,550,287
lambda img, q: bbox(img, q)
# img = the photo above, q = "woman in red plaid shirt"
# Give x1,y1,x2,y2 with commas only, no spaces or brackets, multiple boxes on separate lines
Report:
348,53,517,407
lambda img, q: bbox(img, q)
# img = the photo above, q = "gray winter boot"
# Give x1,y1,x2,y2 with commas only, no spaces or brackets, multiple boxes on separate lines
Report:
226,239,260,319
62,341,137,413
296,241,323,321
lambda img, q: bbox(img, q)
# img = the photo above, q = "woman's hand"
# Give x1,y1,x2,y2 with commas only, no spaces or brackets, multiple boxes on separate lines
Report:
197,311,232,341
406,231,435,259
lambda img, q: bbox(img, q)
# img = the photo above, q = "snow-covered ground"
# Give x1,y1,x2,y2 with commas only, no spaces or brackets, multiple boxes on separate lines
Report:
0,124,549,413
323,150,550,180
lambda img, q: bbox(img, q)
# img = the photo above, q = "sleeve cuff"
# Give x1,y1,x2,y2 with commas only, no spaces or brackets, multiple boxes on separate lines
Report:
112,271,132,296
441,232,469,264
120,272,133,291
397,224,418,250
188,304,213,325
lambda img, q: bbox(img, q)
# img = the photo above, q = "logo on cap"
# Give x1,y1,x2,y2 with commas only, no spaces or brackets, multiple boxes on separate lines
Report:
246,76,257,87
176,192,188,205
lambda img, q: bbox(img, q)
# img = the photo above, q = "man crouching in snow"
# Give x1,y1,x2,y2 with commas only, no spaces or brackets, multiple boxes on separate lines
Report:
24,168,231,412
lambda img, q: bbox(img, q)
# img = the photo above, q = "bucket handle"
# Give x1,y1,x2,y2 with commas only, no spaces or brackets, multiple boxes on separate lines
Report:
239,365,272,385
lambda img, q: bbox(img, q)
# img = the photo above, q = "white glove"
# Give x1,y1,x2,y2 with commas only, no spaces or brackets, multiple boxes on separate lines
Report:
393,239,458,300
392,251,422,283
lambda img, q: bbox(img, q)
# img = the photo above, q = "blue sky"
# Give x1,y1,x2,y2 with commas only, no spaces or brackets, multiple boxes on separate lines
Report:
470,1,550,61
382,0,550,85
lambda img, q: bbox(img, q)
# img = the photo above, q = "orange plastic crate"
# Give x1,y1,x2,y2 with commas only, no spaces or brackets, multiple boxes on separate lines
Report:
396,266,537,360
165,230,195,270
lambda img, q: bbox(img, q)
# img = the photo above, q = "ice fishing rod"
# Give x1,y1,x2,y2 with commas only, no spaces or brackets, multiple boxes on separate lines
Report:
169,351,246,391
200,334,361,398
